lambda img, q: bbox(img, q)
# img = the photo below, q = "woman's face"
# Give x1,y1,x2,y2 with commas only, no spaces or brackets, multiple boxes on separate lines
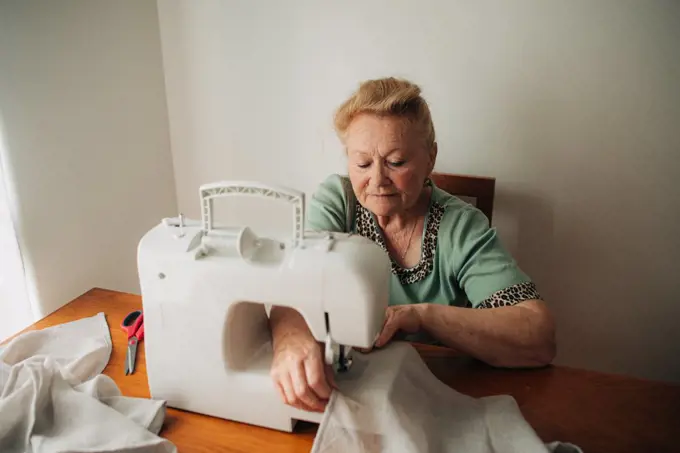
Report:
345,113,436,217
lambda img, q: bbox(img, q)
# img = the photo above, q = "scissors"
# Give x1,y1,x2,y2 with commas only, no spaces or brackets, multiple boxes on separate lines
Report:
121,310,144,375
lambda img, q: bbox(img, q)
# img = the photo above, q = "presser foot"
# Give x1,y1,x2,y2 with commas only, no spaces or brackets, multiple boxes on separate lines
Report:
336,345,353,373
325,337,354,373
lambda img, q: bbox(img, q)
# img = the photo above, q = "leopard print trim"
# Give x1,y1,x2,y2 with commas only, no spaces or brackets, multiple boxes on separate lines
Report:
476,281,541,309
355,201,445,285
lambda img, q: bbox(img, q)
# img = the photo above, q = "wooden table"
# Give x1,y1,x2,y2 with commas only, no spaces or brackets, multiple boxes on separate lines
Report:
6,288,680,453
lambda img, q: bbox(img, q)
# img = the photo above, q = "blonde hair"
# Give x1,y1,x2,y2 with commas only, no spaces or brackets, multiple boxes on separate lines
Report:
333,77,436,149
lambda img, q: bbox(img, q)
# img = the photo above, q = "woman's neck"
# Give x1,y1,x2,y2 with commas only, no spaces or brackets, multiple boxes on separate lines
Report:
375,186,432,231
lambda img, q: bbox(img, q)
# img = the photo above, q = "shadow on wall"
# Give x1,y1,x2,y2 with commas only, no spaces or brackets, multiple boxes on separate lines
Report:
492,188,576,365
492,189,583,371
493,188,591,370
493,188,557,299
493,187,680,382
0,110,37,340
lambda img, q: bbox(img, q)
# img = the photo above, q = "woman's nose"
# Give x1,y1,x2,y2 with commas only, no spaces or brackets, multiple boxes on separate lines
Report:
370,163,389,186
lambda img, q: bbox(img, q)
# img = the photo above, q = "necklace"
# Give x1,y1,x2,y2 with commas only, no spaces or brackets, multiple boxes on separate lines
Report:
400,219,418,262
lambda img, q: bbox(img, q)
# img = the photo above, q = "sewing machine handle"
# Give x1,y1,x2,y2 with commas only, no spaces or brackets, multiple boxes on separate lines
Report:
198,181,306,246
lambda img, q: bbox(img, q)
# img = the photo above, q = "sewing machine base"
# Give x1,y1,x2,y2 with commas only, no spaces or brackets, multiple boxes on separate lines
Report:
155,341,324,432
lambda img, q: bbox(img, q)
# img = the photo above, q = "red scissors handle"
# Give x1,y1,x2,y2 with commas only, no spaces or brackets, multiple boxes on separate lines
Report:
121,310,144,341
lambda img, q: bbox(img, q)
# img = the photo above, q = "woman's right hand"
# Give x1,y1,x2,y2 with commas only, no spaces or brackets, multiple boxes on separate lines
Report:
269,307,337,412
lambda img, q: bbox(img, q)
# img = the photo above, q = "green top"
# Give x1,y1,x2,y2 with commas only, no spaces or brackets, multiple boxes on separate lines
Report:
305,174,540,309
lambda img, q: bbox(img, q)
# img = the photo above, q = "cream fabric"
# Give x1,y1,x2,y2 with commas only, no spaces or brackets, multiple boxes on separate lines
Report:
312,342,582,453
0,312,177,453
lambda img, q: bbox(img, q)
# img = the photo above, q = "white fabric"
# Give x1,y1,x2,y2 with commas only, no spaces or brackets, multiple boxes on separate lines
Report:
312,342,583,453
0,312,177,453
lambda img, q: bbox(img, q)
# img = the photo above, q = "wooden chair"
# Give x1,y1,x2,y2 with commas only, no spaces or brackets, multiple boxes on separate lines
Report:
430,172,496,224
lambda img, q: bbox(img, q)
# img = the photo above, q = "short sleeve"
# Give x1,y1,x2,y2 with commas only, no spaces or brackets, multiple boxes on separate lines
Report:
451,207,541,308
305,174,349,233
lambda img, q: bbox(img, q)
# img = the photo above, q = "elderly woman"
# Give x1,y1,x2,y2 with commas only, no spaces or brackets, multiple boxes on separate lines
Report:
269,77,556,413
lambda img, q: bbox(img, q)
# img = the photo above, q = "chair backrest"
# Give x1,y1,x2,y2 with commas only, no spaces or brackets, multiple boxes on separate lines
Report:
430,172,496,223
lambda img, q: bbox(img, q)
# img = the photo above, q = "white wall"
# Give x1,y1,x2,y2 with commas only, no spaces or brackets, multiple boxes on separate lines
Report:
0,143,34,341
157,0,680,382
0,0,177,338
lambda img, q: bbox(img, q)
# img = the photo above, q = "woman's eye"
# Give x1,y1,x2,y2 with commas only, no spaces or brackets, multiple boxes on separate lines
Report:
357,162,370,169
389,160,405,167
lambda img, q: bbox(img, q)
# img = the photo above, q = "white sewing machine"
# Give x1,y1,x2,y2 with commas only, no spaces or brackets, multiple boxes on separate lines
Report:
137,181,390,431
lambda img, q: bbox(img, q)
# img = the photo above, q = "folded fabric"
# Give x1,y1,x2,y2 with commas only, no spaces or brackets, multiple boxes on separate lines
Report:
0,312,177,453
312,342,582,453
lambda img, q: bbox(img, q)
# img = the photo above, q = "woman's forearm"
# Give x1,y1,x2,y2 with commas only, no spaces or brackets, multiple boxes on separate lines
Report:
417,300,556,368
269,306,313,344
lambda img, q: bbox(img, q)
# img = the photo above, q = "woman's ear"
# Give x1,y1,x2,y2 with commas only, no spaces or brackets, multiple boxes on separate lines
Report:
427,142,438,173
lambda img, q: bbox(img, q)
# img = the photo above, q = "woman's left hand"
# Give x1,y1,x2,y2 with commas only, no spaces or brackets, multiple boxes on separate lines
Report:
372,305,424,349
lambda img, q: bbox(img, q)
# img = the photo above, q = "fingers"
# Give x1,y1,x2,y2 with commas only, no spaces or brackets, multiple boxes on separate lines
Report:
374,312,399,348
277,372,314,412
269,334,339,413
276,375,294,406
271,359,312,412
292,361,326,412
305,357,333,401
273,375,287,403
324,363,338,390
272,360,330,412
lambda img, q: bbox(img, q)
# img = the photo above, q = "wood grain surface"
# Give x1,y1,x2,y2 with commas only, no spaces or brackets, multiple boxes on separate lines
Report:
5,288,680,453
